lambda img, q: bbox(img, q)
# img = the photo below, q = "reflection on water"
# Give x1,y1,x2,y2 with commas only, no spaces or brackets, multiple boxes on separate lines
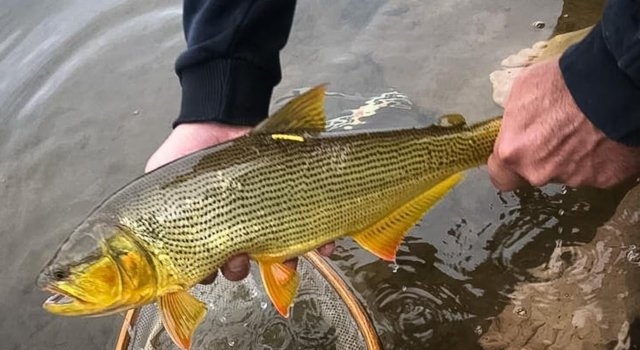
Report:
479,183,640,350
2,0,638,349
334,177,636,349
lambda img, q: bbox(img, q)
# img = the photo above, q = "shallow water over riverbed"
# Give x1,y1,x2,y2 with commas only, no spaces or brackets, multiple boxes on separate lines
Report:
1,0,637,349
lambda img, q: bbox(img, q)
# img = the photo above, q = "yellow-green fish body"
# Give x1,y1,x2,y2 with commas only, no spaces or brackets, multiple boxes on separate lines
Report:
38,85,501,350
120,118,497,280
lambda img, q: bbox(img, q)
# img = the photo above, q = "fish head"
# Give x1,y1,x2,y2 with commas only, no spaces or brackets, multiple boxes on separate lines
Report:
37,218,157,316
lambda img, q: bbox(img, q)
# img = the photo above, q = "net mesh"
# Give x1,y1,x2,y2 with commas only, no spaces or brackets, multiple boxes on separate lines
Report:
125,256,371,350
120,90,416,350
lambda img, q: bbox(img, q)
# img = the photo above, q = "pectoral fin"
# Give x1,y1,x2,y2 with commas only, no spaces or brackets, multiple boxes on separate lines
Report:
159,290,207,350
258,261,300,318
352,172,464,261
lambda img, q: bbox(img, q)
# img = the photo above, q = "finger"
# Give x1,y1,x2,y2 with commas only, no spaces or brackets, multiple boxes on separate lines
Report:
487,154,525,192
221,254,250,281
317,242,335,256
284,258,298,270
199,270,218,285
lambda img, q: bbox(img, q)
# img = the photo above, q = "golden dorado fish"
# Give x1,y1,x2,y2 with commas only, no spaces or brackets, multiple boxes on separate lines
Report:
37,85,501,349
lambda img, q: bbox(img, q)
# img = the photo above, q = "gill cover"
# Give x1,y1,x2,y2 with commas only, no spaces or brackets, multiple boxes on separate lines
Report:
39,224,157,316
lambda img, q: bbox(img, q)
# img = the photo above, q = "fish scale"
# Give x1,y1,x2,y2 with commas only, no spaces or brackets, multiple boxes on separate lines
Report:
96,121,499,286
39,85,501,350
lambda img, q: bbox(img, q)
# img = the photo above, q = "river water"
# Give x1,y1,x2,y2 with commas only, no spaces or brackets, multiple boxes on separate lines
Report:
1,0,637,349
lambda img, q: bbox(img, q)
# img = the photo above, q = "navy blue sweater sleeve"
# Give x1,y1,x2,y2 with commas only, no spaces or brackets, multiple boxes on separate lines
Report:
559,0,640,146
173,0,296,128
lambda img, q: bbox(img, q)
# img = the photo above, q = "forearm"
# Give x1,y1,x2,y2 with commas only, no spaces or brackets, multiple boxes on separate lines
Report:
559,0,640,146
174,0,296,128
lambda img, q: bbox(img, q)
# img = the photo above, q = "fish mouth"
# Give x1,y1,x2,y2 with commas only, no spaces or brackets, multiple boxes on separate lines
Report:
42,285,124,316
45,293,76,305
43,286,85,307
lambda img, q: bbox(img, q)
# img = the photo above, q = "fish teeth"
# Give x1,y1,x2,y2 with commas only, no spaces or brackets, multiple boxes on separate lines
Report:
46,293,74,304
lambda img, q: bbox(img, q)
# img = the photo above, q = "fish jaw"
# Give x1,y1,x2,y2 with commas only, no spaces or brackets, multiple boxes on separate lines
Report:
40,225,160,316
42,284,117,316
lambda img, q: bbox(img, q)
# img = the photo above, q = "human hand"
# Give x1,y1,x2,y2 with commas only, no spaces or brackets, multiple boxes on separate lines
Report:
488,57,640,191
145,122,251,172
145,122,335,283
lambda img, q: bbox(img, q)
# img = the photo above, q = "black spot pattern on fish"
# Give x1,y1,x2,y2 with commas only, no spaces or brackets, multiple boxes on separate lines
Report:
82,119,500,286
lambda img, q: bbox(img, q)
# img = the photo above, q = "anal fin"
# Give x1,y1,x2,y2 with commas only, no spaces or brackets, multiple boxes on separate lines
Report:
159,290,207,350
258,261,300,318
352,172,464,261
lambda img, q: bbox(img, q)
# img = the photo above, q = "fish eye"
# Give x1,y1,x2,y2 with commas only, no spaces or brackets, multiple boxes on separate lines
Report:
51,266,70,281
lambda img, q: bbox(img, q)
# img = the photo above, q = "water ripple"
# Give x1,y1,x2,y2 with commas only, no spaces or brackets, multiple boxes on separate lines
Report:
17,6,181,121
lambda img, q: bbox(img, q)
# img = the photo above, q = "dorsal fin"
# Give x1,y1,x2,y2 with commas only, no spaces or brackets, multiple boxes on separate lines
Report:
252,84,327,134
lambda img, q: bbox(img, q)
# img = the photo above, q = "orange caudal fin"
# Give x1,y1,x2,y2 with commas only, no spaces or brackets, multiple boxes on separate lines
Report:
159,290,207,350
258,261,300,318
352,172,464,261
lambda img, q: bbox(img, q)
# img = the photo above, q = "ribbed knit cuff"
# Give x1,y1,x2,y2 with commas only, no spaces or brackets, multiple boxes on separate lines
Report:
560,23,640,146
173,59,276,128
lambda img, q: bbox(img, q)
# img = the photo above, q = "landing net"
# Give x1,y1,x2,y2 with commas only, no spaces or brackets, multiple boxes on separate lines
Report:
115,89,415,350
116,252,381,350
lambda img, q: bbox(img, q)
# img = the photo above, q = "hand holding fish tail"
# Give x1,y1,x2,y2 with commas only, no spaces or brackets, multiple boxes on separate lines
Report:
145,121,335,283
488,58,640,191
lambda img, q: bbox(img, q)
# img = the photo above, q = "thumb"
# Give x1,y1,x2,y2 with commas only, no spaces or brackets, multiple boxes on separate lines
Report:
487,154,525,192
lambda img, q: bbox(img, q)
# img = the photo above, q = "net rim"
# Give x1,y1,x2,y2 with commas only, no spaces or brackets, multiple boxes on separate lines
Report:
116,308,138,350
114,251,381,350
